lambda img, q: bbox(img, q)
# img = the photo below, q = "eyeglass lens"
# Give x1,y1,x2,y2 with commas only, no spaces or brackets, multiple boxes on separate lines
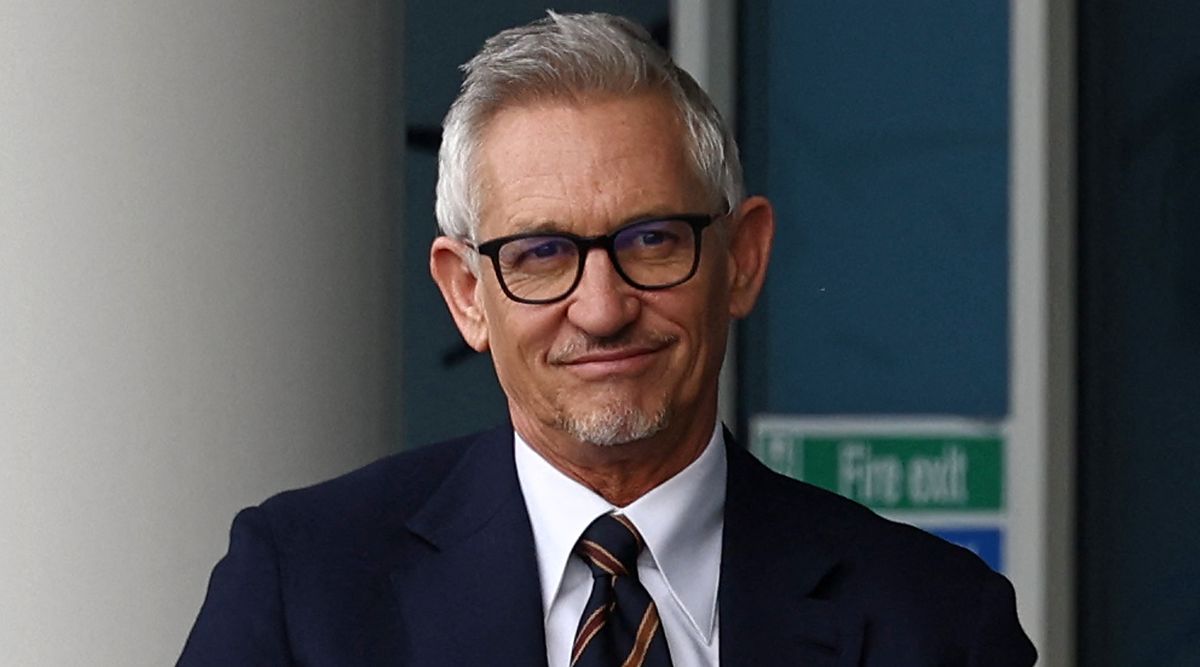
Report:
495,218,698,302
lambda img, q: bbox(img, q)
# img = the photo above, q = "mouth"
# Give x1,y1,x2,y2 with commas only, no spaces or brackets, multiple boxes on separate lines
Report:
551,337,675,380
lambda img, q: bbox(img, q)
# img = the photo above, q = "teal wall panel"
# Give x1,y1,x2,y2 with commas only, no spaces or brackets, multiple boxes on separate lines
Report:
741,1,1010,418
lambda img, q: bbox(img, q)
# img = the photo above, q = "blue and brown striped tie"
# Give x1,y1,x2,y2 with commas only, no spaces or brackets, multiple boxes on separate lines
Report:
571,513,673,667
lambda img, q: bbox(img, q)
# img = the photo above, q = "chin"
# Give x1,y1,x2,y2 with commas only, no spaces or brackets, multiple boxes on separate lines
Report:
555,401,670,447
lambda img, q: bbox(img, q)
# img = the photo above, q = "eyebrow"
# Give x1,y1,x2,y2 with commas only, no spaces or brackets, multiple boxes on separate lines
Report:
506,220,568,235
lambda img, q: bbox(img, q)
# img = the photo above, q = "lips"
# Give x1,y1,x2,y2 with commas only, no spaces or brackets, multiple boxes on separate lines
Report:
550,336,675,379
567,345,660,364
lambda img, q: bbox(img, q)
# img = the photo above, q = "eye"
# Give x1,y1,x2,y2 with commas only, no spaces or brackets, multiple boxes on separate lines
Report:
616,219,688,253
636,230,671,246
529,240,566,258
499,236,576,270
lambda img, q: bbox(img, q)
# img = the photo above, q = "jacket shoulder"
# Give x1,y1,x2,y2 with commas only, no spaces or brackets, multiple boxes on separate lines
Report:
256,427,504,545
778,465,995,579
741,453,1034,661
741,449,993,575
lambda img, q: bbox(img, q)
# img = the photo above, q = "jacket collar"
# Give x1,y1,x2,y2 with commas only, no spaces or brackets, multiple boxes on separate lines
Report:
388,425,864,667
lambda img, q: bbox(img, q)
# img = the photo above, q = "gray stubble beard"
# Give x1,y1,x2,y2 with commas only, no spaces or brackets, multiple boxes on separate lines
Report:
555,398,670,447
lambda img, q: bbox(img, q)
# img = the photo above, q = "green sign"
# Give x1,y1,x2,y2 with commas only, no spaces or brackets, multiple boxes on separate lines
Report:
752,432,1003,511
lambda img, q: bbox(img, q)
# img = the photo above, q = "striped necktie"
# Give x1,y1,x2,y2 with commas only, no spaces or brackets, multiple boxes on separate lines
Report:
571,513,673,667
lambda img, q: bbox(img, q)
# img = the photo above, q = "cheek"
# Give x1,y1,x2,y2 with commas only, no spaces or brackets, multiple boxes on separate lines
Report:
685,282,733,374
485,301,559,373
647,289,726,365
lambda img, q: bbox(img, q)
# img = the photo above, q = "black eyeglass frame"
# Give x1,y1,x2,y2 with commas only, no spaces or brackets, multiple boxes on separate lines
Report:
467,213,720,305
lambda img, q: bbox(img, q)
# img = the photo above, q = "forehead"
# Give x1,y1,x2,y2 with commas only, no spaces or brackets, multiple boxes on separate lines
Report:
475,93,704,236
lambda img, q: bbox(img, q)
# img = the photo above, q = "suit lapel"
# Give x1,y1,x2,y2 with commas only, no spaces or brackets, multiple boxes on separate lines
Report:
389,429,548,667
719,436,865,667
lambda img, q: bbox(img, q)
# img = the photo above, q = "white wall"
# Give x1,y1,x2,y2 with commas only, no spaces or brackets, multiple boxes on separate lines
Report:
0,2,397,664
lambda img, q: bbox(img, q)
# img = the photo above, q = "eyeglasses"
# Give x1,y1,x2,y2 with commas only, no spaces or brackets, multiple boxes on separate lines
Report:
468,214,719,304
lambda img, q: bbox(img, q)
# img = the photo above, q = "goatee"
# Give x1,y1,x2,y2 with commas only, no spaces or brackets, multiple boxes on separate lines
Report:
557,401,669,446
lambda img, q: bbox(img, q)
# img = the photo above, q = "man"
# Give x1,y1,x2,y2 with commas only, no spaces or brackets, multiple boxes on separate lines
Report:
181,12,1036,666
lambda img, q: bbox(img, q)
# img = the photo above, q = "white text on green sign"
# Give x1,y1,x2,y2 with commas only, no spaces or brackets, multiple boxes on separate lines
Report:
753,434,1003,511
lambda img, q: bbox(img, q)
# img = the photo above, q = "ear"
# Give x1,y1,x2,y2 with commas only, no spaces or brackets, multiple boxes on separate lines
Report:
429,236,491,352
725,195,775,319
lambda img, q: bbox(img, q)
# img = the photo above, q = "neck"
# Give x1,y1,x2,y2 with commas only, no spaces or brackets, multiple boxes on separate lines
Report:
512,407,717,507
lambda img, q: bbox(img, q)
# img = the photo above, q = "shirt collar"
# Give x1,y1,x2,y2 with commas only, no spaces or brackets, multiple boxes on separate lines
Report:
513,423,726,641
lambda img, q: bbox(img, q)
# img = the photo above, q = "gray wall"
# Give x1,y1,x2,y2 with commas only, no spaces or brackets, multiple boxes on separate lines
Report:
0,2,396,664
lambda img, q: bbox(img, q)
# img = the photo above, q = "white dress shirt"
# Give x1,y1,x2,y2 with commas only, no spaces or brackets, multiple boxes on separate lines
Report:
514,423,726,667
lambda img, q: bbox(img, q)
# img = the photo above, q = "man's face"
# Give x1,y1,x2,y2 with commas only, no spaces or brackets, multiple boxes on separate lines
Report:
432,92,771,453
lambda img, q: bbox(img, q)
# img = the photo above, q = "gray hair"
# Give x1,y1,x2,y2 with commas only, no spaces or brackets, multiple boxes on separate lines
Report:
435,11,744,242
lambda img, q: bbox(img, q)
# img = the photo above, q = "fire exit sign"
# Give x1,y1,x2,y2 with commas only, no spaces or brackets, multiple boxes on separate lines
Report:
751,418,1004,511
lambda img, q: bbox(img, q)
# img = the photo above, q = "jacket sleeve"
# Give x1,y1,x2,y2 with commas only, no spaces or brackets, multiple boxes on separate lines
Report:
967,572,1038,666
177,506,293,666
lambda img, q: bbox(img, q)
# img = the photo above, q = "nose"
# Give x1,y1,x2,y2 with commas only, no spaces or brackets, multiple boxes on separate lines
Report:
565,247,641,337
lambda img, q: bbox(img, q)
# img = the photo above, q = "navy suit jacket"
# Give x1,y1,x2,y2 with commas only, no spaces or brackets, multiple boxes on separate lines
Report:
179,426,1036,666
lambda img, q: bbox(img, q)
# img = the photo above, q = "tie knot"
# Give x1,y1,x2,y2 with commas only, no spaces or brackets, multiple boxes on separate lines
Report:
575,513,645,578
